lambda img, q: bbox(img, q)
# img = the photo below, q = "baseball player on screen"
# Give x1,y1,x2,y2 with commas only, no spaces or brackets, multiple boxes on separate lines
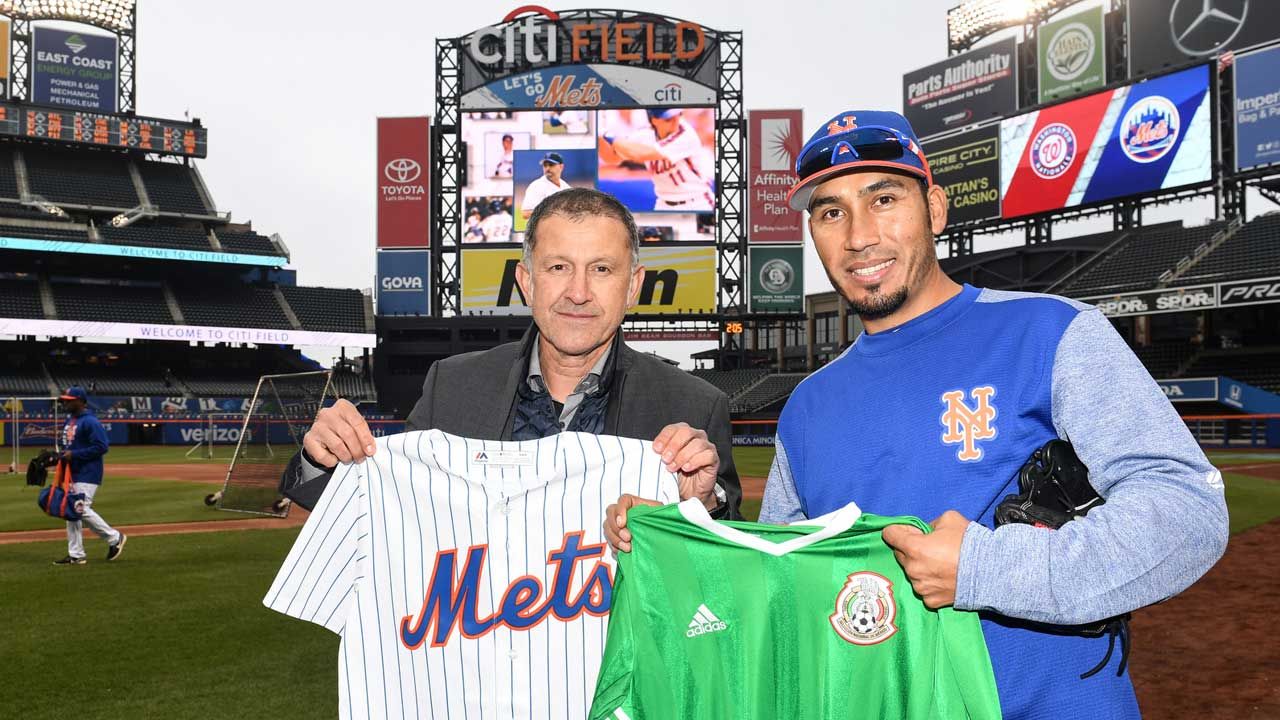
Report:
600,108,714,211
492,133,515,178
521,152,573,220
480,199,513,243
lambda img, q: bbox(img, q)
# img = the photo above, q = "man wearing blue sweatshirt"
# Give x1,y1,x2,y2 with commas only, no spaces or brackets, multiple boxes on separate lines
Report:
53,386,126,565
605,110,1227,718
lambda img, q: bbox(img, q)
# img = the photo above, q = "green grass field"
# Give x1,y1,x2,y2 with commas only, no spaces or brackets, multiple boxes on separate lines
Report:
0,444,1276,718
5,444,237,467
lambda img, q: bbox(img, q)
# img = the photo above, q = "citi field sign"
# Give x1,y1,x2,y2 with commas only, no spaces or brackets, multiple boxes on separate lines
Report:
458,6,722,107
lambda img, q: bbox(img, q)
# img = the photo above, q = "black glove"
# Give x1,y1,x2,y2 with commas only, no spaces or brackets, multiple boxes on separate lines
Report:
26,450,59,487
994,439,1130,680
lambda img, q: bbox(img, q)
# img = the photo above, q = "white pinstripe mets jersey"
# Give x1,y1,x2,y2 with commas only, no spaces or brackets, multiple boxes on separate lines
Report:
263,429,680,720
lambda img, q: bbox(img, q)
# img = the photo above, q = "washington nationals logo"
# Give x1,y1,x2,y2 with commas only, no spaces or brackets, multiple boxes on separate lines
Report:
830,572,898,645
1120,96,1180,164
1029,123,1077,180
940,386,997,462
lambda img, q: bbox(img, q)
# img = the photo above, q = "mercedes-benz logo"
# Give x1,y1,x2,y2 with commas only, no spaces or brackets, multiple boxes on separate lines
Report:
1169,0,1248,57
384,158,422,184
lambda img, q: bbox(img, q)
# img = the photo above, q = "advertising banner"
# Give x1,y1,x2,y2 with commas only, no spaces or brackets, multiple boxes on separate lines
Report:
1218,276,1280,307
461,245,717,315
749,246,804,313
0,20,10,98
903,37,1018,139
1128,0,1280,79
377,117,431,248
748,109,804,242
462,64,717,109
1081,283,1217,317
1156,377,1218,402
1038,5,1106,103
1233,45,1280,172
377,249,431,316
0,234,283,266
459,9,719,94
0,318,376,348
1000,64,1212,219
32,28,117,112
922,125,1001,224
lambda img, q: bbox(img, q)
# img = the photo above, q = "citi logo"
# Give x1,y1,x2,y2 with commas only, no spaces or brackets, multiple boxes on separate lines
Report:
654,83,682,102
686,603,727,637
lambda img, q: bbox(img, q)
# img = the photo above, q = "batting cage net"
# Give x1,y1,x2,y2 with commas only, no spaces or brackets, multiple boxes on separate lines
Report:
4,397,62,474
211,371,333,517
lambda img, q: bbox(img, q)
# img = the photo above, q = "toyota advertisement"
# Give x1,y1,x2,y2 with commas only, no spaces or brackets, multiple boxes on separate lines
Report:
377,116,431,248
1000,64,1213,219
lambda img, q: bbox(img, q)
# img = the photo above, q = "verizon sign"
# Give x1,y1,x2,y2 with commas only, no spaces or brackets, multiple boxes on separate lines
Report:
377,117,431,248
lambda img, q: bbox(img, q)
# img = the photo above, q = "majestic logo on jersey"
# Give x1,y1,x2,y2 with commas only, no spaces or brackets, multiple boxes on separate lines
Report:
399,531,611,649
686,603,727,637
940,386,997,462
830,572,898,646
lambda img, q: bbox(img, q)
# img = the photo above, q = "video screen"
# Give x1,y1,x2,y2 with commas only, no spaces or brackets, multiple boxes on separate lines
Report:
999,64,1212,219
459,108,716,243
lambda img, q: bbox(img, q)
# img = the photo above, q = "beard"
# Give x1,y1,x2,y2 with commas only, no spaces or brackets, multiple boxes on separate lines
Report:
847,284,910,320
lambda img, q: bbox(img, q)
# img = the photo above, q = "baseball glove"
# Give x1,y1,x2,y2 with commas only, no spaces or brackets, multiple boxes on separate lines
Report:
25,449,59,487
994,439,1130,679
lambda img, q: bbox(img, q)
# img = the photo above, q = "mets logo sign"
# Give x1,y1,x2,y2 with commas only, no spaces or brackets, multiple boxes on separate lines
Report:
1120,96,1179,164
940,386,997,462
1030,123,1077,179
830,571,897,645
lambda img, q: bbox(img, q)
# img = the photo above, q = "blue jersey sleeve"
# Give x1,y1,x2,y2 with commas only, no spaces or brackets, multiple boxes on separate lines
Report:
955,308,1228,624
71,415,109,461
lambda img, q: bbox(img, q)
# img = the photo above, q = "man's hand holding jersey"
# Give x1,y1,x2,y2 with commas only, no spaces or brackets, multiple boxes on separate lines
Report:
302,399,377,468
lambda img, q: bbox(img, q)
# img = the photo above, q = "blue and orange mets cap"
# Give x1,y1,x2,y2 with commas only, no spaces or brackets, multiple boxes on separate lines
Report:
787,110,933,211
59,386,87,402
647,109,682,120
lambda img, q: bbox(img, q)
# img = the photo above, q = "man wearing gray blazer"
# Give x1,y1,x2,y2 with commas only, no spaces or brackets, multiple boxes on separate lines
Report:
284,188,741,519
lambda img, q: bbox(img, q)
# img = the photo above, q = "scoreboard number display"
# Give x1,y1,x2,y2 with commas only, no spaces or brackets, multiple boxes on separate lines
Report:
0,101,207,158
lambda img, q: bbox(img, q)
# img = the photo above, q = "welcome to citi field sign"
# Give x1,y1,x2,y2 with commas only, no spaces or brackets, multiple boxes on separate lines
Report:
457,6,721,109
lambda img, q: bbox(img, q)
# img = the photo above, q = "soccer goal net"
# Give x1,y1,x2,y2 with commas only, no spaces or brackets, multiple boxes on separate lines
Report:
210,371,334,517
3,396,62,474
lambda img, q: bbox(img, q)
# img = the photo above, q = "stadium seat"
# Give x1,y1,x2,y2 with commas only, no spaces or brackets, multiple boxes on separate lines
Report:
215,230,280,256
174,284,292,330
1064,222,1225,296
137,160,212,215
0,145,21,200
1177,214,1280,284
50,280,174,325
279,286,368,333
0,222,90,242
691,369,769,400
730,373,808,414
24,146,140,209
98,224,214,252
0,275,46,319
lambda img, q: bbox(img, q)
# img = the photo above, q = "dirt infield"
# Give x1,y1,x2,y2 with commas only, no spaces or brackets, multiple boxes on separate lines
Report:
0,509,309,545
1130,518,1280,718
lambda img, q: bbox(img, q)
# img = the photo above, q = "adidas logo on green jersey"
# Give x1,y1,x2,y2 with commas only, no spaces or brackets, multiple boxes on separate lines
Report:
686,603,728,637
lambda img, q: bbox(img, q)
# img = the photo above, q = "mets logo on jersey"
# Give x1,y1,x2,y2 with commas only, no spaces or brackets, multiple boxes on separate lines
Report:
1029,123,1076,180
1120,96,1179,164
939,386,997,462
830,572,897,646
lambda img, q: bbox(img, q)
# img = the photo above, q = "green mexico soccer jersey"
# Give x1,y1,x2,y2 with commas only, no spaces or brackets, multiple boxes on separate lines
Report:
589,500,1001,720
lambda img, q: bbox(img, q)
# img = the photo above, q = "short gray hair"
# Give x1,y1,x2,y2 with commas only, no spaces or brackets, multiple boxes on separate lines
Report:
522,188,640,267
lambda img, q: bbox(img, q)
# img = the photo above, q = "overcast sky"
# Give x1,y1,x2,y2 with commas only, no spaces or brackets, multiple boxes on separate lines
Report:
130,0,1235,367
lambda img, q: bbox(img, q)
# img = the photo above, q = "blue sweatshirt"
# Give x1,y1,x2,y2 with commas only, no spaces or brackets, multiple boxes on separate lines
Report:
62,408,109,485
761,284,1228,719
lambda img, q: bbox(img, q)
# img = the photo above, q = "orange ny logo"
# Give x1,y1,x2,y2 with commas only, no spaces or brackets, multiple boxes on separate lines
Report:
939,386,997,462
826,115,858,135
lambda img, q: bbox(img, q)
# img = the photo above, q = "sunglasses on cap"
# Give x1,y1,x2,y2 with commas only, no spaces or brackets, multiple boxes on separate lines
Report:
794,125,931,184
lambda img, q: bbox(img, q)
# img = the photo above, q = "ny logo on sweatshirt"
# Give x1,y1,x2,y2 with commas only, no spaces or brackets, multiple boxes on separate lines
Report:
939,386,997,461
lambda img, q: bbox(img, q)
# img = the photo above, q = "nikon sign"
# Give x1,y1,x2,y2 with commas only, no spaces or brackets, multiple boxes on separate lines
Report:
1038,5,1106,104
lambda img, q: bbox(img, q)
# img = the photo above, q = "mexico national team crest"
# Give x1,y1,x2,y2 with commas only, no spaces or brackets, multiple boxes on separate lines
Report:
940,386,997,462
830,572,898,646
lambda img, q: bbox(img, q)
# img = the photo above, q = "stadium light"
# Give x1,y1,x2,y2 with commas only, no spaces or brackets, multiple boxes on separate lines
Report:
946,0,1067,51
8,0,135,33
110,203,156,227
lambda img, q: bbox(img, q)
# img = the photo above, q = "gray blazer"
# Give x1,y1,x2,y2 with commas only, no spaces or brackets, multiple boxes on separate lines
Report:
283,330,742,518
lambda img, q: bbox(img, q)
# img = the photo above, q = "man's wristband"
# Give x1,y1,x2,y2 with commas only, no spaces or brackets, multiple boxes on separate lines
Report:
301,447,338,472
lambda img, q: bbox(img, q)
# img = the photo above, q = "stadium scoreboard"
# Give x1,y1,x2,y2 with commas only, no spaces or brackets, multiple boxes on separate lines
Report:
0,102,207,158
